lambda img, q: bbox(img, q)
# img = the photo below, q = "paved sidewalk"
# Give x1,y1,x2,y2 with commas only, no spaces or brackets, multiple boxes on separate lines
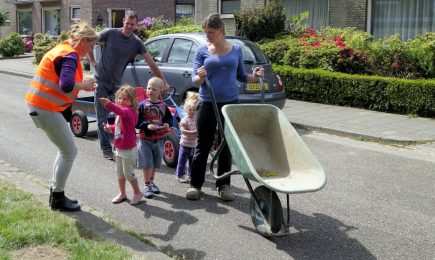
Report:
2,54,434,143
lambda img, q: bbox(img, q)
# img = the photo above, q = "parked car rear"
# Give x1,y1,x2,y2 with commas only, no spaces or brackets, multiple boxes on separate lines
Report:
121,32,286,109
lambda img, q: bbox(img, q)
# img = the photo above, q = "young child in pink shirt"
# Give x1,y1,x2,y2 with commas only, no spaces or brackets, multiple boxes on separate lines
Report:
99,85,143,205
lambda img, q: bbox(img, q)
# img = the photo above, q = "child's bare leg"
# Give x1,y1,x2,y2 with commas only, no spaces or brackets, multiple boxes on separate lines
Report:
143,168,153,183
129,178,141,195
118,178,127,196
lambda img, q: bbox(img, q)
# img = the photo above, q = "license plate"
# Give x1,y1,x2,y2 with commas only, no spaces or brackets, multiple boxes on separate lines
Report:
247,82,269,91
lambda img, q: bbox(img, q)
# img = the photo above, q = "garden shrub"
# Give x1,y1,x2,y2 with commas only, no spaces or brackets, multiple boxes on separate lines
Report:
273,65,435,117
405,33,435,78
286,11,309,36
234,0,286,42
0,32,25,57
259,37,292,65
320,27,373,50
33,33,56,64
148,24,202,39
57,30,70,43
23,38,33,53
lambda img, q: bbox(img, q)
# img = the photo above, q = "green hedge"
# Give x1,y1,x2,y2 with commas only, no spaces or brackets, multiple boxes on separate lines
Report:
273,65,435,117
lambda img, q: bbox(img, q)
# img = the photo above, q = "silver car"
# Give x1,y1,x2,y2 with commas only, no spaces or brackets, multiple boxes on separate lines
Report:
122,32,286,108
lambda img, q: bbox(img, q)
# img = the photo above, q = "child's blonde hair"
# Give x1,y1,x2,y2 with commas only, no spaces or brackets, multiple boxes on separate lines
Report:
115,85,137,111
183,91,200,111
148,77,165,90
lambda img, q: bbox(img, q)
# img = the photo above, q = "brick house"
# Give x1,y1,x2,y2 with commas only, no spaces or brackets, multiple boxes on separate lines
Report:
1,0,434,41
196,0,435,40
0,0,195,38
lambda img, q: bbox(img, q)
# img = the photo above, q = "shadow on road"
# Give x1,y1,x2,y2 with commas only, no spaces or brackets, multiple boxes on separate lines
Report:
240,210,376,259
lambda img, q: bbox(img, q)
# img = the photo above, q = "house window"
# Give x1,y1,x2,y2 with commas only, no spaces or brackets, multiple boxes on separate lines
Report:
220,0,240,16
43,9,60,36
71,6,80,21
370,0,435,40
176,4,194,20
3,11,10,24
17,10,32,36
283,0,328,30
108,9,128,28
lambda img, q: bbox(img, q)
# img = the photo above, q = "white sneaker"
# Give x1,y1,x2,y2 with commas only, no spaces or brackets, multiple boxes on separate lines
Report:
176,175,189,183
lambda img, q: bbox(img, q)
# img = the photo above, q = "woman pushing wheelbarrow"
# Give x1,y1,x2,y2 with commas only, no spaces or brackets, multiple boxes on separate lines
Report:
186,13,265,201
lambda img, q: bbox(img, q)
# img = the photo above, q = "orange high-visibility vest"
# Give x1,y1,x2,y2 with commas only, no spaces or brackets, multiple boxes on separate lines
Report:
24,41,82,112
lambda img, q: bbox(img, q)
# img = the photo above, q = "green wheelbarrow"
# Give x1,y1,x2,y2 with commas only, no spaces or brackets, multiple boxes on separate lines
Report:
205,77,326,237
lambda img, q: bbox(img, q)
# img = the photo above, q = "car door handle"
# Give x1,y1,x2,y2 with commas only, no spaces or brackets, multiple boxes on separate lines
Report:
182,71,191,77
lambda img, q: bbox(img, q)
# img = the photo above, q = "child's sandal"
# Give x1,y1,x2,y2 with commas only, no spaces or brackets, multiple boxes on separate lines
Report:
112,194,127,204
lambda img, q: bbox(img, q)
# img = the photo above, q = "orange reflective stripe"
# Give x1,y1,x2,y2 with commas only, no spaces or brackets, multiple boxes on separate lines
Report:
31,75,76,101
24,92,66,112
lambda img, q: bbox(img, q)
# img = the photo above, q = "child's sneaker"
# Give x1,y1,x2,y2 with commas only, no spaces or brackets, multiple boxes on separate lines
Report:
143,185,154,199
176,175,189,183
150,182,160,194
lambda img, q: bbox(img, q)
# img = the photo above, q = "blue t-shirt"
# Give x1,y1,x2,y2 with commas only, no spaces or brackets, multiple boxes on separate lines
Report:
192,44,249,103
96,28,146,85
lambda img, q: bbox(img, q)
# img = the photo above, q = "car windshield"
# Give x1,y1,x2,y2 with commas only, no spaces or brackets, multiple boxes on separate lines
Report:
228,39,269,65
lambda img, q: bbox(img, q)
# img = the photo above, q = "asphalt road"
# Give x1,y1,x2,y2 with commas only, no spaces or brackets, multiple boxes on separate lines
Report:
1,75,434,259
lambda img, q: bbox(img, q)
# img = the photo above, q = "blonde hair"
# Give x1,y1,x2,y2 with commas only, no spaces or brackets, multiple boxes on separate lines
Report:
148,77,165,90
69,22,99,43
115,85,138,111
183,91,200,111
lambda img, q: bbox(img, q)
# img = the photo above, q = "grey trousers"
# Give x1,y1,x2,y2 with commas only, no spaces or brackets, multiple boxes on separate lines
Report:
28,105,77,192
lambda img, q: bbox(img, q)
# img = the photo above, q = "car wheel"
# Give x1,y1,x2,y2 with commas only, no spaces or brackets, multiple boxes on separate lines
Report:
70,110,88,137
163,133,180,168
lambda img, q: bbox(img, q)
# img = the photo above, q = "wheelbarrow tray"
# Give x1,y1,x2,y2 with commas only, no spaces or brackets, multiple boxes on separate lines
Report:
72,95,96,118
222,104,326,194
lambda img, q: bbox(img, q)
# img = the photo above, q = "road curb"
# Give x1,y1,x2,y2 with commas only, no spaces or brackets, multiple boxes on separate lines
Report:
0,160,172,260
0,69,33,79
290,122,432,145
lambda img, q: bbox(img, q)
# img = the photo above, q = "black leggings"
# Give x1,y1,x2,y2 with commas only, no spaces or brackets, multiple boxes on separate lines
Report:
189,100,238,189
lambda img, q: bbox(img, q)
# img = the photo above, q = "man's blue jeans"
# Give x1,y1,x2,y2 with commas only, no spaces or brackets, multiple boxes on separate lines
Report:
94,78,119,152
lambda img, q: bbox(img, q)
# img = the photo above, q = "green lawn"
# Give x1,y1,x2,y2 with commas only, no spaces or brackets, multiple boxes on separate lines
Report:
0,179,132,259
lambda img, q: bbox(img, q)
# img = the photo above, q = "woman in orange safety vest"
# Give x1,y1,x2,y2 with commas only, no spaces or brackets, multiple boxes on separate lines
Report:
25,22,98,211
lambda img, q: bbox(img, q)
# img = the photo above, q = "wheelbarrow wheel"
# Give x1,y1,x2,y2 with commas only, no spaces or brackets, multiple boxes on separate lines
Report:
250,186,283,236
163,133,179,168
70,110,88,137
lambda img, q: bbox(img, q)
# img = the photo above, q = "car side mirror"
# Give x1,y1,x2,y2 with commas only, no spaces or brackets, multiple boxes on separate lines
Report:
153,56,161,62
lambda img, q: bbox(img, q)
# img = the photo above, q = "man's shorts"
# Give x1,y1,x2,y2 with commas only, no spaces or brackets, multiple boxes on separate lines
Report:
137,139,163,169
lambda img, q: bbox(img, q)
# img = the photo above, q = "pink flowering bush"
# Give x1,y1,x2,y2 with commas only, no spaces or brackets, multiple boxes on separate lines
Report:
23,38,33,53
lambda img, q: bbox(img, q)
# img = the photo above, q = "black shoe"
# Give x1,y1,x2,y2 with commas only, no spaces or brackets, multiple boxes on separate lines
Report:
50,191,81,211
50,187,78,204
103,150,114,160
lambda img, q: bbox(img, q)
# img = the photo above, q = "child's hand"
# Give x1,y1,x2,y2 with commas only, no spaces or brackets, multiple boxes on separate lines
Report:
99,98,110,106
102,122,111,133
147,124,158,131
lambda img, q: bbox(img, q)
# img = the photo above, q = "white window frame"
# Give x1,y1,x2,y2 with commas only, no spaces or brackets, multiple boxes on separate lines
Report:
219,0,241,19
70,6,80,21
176,4,195,20
107,8,130,28
42,7,60,36
4,11,10,23
17,9,32,36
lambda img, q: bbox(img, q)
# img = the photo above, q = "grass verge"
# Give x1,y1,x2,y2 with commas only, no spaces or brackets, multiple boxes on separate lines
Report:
0,179,132,259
